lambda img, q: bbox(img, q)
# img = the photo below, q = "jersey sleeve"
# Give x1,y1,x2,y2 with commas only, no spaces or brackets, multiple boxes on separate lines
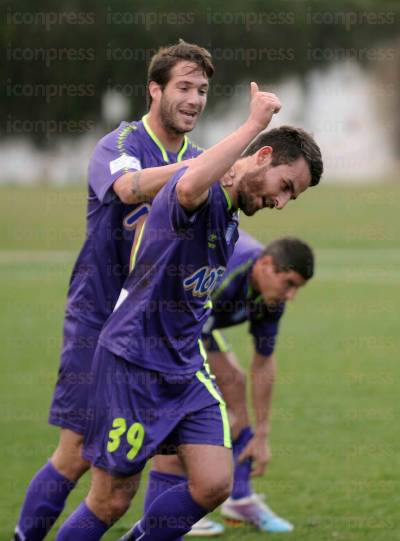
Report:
249,303,285,356
88,124,142,204
166,166,214,231
186,141,204,159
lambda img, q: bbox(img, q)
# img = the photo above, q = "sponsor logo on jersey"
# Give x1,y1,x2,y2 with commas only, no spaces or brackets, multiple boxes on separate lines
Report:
183,266,226,297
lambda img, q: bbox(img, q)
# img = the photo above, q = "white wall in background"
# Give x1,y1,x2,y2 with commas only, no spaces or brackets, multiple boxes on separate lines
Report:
193,61,398,181
1,61,397,183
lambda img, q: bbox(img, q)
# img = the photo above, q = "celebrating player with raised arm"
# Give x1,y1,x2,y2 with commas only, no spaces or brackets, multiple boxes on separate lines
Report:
55,83,322,541
13,41,214,541
148,232,315,536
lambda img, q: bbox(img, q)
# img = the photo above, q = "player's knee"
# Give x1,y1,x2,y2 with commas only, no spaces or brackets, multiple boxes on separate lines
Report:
190,474,232,510
88,491,132,523
224,365,246,395
107,493,132,521
235,367,247,390
212,477,232,507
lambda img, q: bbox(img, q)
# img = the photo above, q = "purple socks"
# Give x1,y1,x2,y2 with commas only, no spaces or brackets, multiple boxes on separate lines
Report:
54,472,205,541
143,470,186,512
55,501,109,541
15,461,75,541
143,470,186,541
131,480,206,541
231,426,254,499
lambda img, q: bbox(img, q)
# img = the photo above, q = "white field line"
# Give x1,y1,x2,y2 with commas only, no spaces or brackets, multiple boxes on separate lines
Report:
1,248,399,262
0,249,400,284
0,251,73,263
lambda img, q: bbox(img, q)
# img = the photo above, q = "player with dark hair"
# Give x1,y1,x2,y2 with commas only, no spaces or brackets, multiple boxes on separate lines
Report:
54,83,322,541
146,39,214,109
13,40,214,541
216,235,313,532
147,232,314,536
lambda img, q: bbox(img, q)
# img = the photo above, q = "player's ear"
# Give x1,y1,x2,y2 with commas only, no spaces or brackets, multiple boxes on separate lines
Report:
256,146,273,166
149,81,162,104
259,254,275,275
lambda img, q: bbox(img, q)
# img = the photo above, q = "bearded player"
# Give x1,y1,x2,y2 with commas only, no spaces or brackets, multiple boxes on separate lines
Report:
13,41,214,541
55,83,323,541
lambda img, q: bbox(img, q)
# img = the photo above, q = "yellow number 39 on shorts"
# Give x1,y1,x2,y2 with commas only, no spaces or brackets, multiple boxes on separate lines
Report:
107,417,145,461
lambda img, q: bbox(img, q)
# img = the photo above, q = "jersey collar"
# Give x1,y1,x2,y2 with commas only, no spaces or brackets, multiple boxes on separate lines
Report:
142,114,188,163
220,185,232,210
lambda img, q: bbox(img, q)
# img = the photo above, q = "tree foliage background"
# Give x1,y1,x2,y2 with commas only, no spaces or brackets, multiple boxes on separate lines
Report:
2,0,400,145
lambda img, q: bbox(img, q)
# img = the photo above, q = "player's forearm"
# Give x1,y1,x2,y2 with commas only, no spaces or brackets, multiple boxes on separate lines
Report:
251,353,276,436
113,160,191,204
177,83,281,210
177,120,261,210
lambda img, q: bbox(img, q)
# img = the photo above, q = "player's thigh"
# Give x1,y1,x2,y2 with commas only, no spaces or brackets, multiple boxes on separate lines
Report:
208,350,247,406
152,454,186,476
89,465,142,499
208,354,249,439
53,428,83,460
49,317,99,435
57,427,84,451
51,428,89,479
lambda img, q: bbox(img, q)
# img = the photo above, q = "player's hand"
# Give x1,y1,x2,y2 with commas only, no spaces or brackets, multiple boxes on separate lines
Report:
248,82,281,132
238,434,271,477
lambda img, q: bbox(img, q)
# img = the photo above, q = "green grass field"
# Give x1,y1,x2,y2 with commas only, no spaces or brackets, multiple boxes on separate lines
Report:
1,182,400,540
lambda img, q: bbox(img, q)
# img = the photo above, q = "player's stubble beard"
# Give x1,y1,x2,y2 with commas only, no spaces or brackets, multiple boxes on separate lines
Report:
236,170,274,216
237,191,259,216
159,92,198,136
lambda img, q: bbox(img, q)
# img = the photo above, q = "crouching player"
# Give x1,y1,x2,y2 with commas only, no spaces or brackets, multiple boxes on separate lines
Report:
55,83,322,541
147,232,314,536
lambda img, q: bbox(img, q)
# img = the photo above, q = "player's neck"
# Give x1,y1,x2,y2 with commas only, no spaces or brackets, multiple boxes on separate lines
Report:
220,163,243,211
220,182,238,211
145,111,185,154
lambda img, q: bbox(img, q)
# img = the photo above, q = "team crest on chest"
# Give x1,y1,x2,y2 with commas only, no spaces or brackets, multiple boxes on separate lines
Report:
208,233,218,249
225,214,239,244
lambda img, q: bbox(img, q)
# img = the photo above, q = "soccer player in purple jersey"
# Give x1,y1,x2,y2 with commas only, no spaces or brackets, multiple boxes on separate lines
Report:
54,83,323,541
13,41,214,541
148,232,314,536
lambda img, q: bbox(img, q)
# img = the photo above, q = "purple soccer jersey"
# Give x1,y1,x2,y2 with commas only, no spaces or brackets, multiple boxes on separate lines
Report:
204,229,285,357
65,116,202,330
23,116,205,541
49,117,201,432
99,168,240,376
